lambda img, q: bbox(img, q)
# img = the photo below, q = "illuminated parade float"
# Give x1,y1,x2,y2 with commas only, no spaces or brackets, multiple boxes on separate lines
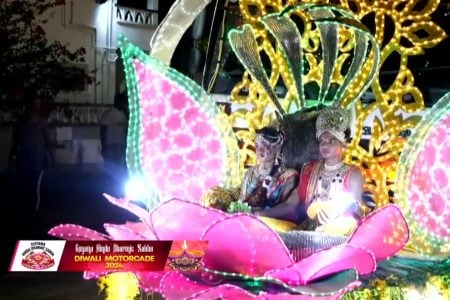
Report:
49,0,449,298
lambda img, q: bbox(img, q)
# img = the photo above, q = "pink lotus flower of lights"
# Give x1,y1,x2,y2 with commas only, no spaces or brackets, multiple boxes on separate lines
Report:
49,195,409,300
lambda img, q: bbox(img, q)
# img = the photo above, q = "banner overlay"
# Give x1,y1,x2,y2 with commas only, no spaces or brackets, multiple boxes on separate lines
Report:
10,240,207,272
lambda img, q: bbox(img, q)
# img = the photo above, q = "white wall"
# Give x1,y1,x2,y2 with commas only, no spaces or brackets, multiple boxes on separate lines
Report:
41,0,157,104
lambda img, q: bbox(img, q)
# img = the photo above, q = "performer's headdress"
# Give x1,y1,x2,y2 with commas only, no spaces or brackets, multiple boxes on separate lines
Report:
255,127,284,148
316,106,351,144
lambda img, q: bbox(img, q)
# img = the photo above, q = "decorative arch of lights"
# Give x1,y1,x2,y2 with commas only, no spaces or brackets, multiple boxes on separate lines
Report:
227,0,446,208
151,0,447,208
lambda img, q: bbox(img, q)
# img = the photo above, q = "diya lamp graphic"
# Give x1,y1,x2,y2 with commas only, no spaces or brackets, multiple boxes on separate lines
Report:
166,241,206,272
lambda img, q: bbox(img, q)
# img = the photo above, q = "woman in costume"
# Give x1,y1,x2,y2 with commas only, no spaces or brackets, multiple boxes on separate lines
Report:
239,127,298,217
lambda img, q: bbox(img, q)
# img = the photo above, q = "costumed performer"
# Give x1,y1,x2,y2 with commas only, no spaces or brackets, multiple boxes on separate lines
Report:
239,127,298,221
257,107,364,236
300,106,364,235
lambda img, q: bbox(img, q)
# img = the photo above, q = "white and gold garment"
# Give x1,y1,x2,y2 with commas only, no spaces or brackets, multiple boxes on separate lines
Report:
299,161,361,236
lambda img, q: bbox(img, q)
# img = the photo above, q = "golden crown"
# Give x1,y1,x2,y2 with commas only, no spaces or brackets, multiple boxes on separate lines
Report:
316,107,351,143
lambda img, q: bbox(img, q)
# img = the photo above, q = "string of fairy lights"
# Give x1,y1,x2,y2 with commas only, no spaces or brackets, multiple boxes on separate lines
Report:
120,34,241,207
395,92,450,256
98,1,449,299
129,0,449,270
227,0,446,209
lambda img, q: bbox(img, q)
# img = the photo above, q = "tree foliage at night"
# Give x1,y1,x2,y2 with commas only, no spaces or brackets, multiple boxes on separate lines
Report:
0,0,90,104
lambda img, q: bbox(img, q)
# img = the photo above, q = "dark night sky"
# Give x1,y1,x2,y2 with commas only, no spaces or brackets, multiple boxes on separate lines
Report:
407,3,449,69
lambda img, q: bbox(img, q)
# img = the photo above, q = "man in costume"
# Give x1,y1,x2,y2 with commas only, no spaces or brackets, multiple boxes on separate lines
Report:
299,107,364,235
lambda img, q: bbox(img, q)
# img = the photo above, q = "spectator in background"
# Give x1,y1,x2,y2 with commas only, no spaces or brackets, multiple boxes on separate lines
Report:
100,92,128,181
15,97,54,173
13,96,55,213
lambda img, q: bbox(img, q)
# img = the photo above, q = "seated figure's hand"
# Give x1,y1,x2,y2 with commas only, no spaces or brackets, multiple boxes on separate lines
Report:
306,201,327,219
316,216,357,236
252,207,263,214
245,187,267,207
308,201,358,236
